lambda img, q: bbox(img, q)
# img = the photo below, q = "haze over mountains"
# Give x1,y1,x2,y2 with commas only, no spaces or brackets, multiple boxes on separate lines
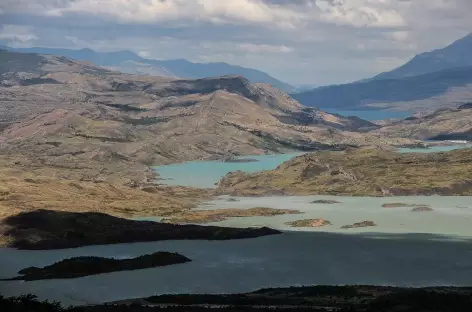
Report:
293,33,472,112
0,44,295,93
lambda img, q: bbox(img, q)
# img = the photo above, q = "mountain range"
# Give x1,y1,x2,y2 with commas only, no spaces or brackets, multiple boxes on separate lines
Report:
0,44,295,93
2,50,416,185
292,32,472,112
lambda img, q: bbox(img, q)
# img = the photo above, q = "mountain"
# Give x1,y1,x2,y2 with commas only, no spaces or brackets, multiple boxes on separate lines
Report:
1,50,416,223
373,33,472,80
372,102,472,140
292,66,472,111
2,46,295,92
292,33,472,112
0,50,416,182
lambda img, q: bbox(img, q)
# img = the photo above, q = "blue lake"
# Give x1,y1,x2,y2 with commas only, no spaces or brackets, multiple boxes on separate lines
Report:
154,144,471,188
398,144,472,153
321,108,412,121
154,152,303,188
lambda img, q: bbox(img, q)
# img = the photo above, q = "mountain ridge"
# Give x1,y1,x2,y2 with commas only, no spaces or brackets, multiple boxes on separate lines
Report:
292,33,472,112
373,33,472,80
2,45,296,92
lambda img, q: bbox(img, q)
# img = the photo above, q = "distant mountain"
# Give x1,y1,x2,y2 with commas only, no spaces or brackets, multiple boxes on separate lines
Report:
373,33,472,80
292,33,472,112
372,102,472,140
2,46,295,92
292,66,472,111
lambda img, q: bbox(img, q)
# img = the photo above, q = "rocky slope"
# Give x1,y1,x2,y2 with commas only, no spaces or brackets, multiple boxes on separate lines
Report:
0,50,417,224
292,33,472,112
0,50,413,181
3,46,296,92
373,33,472,80
216,147,472,196
372,103,472,140
292,67,472,112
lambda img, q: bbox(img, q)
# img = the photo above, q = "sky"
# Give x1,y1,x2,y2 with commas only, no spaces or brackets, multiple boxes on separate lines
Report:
0,0,471,86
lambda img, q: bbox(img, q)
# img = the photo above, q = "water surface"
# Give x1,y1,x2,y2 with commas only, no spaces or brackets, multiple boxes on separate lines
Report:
154,153,302,188
1,231,472,306
321,108,412,121
193,195,472,237
397,144,472,153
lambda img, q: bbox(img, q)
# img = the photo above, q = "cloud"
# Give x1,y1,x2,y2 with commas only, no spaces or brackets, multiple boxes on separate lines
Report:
236,43,294,54
0,24,38,44
1,0,471,85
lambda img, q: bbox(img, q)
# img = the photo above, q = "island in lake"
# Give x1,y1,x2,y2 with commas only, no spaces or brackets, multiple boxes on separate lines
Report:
161,207,301,224
411,206,435,212
382,203,430,208
3,252,190,281
0,209,282,250
285,218,332,228
341,221,377,229
310,199,340,204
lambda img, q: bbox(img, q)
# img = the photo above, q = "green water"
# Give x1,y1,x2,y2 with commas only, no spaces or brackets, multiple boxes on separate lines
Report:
398,144,472,153
154,152,303,188
154,144,472,188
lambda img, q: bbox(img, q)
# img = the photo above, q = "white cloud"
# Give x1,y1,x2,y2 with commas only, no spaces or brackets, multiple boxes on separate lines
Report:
0,25,38,43
316,0,406,28
237,43,294,54
1,0,472,84
388,31,410,42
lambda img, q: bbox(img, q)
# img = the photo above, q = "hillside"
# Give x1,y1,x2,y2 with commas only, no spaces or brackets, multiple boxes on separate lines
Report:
292,66,472,111
0,50,420,222
0,50,414,170
216,147,472,196
372,103,472,140
2,46,295,92
292,33,472,112
373,33,472,80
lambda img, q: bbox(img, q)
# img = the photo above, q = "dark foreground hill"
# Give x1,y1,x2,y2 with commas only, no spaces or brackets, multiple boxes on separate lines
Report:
2,285,472,312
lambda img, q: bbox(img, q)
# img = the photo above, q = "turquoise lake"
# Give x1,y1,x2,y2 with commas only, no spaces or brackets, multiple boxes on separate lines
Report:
154,152,303,188
397,144,472,153
154,145,471,188
321,108,413,121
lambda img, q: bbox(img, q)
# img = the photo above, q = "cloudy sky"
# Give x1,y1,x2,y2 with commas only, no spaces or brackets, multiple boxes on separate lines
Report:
1,0,471,85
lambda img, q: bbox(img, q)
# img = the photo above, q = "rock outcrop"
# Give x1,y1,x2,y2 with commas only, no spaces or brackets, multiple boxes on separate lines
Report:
216,147,472,196
285,218,332,228
161,207,301,224
341,221,377,229
310,200,340,204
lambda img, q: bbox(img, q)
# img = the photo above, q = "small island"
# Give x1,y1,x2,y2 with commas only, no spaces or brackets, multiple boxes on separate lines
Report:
223,157,259,163
161,207,301,224
411,206,434,212
1,209,283,250
285,218,332,228
382,203,430,208
310,199,340,204
3,252,191,281
341,221,377,229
